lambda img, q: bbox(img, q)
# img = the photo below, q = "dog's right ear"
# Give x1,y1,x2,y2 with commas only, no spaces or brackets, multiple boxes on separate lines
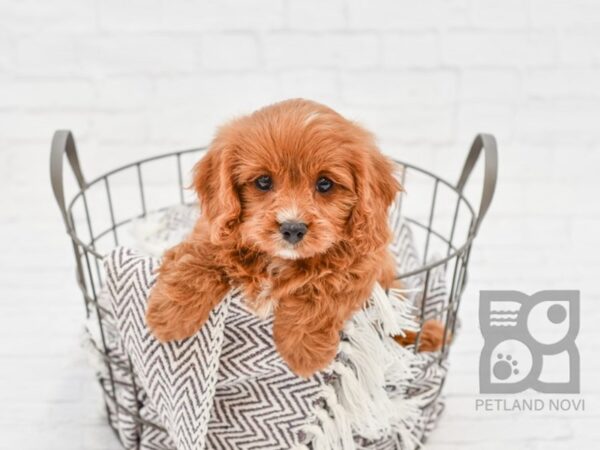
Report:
193,135,241,243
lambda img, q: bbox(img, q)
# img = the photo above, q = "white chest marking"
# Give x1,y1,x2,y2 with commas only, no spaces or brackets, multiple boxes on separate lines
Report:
251,281,277,319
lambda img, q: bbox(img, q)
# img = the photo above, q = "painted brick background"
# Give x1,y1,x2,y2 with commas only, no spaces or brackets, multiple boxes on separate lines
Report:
0,1,598,448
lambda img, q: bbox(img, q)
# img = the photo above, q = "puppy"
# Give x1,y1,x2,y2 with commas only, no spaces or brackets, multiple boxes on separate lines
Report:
146,99,442,377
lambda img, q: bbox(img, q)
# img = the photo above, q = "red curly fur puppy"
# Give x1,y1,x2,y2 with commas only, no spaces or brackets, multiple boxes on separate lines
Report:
146,99,442,377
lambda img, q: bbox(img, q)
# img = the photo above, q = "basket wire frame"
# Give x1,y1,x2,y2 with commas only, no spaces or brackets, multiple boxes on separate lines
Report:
50,130,497,449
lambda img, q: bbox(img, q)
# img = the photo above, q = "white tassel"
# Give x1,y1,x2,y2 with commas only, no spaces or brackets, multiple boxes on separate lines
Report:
300,282,429,449
370,283,404,335
321,385,355,450
338,340,390,412
383,338,421,382
302,424,328,450
339,342,383,391
331,362,371,418
388,287,420,334
392,409,425,450
314,408,341,449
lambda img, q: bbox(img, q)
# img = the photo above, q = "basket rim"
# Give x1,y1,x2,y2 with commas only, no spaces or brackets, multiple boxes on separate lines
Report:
64,147,477,279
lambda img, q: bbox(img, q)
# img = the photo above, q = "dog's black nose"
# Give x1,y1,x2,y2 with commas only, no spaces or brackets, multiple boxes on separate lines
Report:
279,221,307,244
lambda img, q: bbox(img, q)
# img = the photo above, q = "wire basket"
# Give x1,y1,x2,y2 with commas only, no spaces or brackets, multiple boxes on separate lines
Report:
50,130,497,448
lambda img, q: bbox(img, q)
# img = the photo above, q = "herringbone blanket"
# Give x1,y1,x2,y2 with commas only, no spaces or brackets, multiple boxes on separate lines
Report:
86,200,449,450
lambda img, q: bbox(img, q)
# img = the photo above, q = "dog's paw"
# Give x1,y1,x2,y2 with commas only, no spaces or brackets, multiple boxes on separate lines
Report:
273,323,339,378
394,319,448,352
417,319,447,352
145,287,209,342
279,341,338,378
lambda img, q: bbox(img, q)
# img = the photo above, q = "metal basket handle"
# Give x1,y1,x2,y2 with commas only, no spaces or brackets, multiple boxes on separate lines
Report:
50,130,86,229
456,133,498,234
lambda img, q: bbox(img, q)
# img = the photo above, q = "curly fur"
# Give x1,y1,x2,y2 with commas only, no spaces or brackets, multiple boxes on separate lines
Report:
146,99,441,377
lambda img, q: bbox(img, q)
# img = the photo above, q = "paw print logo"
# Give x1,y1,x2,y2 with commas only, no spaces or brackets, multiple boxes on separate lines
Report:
494,353,519,380
479,290,579,394
486,338,531,386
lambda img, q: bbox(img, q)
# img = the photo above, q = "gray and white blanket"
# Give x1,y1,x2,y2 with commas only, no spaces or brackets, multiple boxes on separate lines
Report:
85,199,449,450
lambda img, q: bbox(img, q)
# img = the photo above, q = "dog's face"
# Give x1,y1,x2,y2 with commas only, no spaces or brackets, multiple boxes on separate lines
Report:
236,134,358,260
194,99,400,260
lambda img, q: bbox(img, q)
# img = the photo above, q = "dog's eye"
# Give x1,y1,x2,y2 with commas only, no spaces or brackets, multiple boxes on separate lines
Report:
316,177,334,193
255,175,273,191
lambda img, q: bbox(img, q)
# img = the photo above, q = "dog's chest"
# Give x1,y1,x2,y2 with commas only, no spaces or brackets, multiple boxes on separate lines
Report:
249,282,276,319
243,261,287,319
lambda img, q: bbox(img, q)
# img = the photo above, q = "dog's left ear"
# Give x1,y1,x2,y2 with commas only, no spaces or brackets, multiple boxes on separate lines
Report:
193,132,241,243
349,144,402,253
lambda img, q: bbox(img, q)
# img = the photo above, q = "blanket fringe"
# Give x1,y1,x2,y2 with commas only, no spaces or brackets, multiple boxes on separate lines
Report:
300,284,428,450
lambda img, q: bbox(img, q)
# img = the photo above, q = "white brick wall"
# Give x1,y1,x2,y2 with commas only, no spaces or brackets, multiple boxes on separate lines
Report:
0,1,598,448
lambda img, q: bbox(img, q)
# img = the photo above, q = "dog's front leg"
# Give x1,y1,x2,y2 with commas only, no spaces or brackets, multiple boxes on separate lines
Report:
146,240,230,342
272,294,342,377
